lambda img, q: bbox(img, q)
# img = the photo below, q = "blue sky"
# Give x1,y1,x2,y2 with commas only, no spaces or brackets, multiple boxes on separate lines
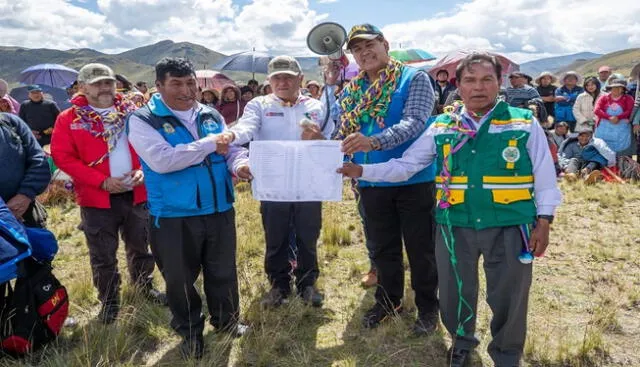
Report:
3,0,640,63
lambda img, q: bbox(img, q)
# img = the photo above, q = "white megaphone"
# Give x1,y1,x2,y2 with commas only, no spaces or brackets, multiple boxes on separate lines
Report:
307,22,349,68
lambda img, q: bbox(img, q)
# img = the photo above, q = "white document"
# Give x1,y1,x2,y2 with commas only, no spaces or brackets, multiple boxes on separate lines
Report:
249,140,344,202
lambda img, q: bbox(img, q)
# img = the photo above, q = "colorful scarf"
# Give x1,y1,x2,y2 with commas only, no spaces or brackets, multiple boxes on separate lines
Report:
336,58,404,139
72,96,137,167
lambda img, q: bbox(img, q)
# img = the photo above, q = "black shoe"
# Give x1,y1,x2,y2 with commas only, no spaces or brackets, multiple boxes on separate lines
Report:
218,322,250,338
300,286,323,307
98,301,119,324
447,347,470,367
362,303,403,329
142,287,168,306
413,311,439,336
180,335,204,360
261,288,289,308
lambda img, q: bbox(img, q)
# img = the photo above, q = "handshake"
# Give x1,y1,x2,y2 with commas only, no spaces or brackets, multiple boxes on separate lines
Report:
210,132,235,155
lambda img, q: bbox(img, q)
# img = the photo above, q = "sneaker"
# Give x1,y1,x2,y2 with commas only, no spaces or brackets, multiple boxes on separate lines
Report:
362,302,402,329
142,287,168,306
98,301,119,325
564,172,577,182
260,288,289,308
447,347,470,367
301,286,323,307
412,311,439,336
180,335,204,360
360,270,378,288
584,169,602,185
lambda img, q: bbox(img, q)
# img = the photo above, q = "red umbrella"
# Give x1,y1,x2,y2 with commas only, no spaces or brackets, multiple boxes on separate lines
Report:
194,70,235,91
428,49,519,82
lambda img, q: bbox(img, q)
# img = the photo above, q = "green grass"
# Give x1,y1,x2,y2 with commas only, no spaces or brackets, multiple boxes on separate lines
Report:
2,181,639,366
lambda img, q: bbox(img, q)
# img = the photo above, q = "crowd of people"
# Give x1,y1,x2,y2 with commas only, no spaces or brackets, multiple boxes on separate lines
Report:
1,21,639,366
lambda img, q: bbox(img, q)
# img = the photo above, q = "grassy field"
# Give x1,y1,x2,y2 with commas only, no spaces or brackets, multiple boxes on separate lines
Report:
2,181,639,367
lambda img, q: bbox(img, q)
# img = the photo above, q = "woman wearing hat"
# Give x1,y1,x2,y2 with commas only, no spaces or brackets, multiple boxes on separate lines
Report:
594,79,635,154
199,88,219,108
535,72,557,118
573,77,601,133
554,71,584,131
305,80,322,100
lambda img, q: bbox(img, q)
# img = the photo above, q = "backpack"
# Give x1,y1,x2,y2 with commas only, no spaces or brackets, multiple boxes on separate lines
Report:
0,259,69,355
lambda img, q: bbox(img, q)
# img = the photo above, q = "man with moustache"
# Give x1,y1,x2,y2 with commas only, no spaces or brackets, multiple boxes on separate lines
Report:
128,57,251,360
51,63,165,325
339,53,562,367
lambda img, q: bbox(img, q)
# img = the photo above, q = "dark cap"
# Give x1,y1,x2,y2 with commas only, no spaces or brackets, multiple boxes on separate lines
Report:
27,85,42,92
346,24,384,49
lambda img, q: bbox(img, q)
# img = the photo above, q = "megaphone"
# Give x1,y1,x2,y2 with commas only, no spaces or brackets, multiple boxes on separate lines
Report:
307,22,349,68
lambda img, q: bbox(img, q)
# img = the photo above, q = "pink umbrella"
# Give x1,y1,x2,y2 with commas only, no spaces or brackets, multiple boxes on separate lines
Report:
195,70,235,91
428,49,519,82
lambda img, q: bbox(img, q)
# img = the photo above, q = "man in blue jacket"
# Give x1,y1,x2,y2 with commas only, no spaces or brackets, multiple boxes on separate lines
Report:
0,113,51,228
128,58,251,360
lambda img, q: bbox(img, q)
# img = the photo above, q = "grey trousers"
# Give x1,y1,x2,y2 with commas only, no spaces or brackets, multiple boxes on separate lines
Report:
436,225,532,366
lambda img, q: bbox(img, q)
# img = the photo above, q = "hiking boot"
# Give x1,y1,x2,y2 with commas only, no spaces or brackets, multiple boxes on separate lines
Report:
360,270,378,288
362,302,402,329
564,172,577,182
584,169,602,185
180,335,204,360
142,287,168,306
412,311,439,336
300,286,323,307
98,301,119,324
447,347,470,367
260,288,289,308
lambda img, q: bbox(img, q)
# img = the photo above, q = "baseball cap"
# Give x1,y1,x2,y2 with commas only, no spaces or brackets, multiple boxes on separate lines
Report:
27,85,42,92
346,24,384,49
267,56,302,78
77,63,116,84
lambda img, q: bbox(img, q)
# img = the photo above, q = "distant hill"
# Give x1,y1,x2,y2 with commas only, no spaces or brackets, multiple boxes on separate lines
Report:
117,40,225,69
556,48,640,78
520,52,602,76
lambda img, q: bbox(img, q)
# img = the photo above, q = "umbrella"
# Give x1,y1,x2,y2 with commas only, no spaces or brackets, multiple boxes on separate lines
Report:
389,48,436,64
194,70,235,90
19,64,78,89
10,85,71,111
428,49,519,83
213,50,274,79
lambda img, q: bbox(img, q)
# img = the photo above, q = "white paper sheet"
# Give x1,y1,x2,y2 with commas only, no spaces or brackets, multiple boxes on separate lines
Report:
249,140,343,202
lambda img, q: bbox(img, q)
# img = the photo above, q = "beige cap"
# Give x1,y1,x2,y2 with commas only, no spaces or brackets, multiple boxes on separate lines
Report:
268,56,302,78
77,63,116,84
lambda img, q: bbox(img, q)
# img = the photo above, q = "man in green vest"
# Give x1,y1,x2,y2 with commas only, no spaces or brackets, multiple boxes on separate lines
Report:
339,53,562,367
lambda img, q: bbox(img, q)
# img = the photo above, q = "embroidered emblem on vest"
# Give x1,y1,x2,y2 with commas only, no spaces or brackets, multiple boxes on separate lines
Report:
202,118,219,135
502,146,520,163
163,123,175,134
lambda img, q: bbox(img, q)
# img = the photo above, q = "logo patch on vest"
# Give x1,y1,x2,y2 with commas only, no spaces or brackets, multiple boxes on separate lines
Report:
162,123,175,134
202,118,219,134
502,147,520,163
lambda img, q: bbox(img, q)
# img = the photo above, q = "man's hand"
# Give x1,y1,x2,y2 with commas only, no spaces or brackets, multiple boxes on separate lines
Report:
236,165,253,181
341,133,373,155
610,116,619,124
337,162,363,178
127,170,144,186
529,219,550,257
633,125,640,135
301,124,324,140
6,194,32,220
214,132,234,155
101,177,130,193
554,96,568,102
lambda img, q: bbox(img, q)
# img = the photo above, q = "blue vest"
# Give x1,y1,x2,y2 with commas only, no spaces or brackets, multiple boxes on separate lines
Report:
350,67,435,187
128,97,234,219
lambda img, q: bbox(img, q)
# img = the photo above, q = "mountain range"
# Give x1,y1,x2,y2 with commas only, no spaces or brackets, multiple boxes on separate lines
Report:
1,40,638,89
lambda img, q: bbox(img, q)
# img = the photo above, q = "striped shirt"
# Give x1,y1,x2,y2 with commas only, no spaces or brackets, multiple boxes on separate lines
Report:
505,85,541,108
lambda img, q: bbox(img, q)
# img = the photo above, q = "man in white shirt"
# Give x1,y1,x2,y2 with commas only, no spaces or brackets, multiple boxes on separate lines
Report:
339,53,562,367
50,63,165,326
225,55,332,308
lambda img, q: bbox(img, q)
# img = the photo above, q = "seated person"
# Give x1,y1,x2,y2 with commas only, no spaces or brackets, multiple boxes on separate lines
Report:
559,129,615,184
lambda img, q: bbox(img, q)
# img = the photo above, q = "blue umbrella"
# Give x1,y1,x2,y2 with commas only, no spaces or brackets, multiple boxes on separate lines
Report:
213,50,274,79
10,85,71,111
19,64,78,89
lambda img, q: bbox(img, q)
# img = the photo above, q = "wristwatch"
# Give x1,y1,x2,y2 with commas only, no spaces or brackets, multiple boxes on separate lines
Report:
537,215,554,224
369,137,381,151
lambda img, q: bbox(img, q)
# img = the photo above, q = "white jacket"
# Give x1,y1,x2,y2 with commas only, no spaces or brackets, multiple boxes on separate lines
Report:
572,92,596,131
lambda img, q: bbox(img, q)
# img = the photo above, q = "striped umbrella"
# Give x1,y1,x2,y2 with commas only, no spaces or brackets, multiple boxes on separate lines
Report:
389,48,437,64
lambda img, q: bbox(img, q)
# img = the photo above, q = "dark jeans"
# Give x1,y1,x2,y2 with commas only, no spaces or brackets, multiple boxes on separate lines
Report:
359,182,439,314
150,209,239,339
260,201,321,294
80,192,155,303
355,188,376,271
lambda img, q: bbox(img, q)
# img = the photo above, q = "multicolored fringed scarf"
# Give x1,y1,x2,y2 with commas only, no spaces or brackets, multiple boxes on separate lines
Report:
72,96,137,167
336,58,404,139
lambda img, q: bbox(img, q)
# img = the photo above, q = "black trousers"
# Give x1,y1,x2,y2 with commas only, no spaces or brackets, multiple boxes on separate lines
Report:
360,182,439,314
260,201,321,294
150,209,239,339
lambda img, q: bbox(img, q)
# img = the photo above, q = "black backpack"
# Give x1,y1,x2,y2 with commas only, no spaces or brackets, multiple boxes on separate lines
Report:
0,259,69,355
